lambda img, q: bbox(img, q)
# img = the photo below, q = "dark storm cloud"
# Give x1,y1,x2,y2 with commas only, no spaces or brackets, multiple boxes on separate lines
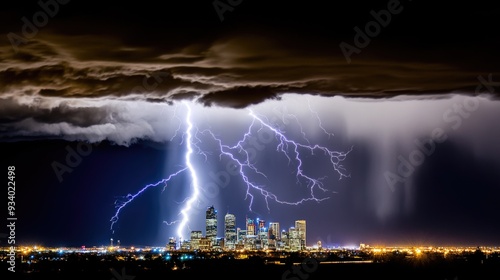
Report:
0,97,109,126
1,34,497,108
1,0,499,146
200,86,281,108
2,0,500,248
1,0,499,107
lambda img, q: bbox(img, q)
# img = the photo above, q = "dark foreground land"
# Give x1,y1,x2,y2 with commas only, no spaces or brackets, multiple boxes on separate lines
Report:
3,260,500,280
2,251,500,280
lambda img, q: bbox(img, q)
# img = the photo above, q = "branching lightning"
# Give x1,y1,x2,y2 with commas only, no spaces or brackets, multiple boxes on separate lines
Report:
176,101,200,241
202,107,351,212
110,167,187,233
109,101,204,241
110,99,351,242
307,97,335,139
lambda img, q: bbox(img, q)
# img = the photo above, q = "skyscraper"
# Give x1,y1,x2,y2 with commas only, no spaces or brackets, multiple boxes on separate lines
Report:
237,228,246,244
269,222,280,240
224,213,236,249
288,227,301,251
295,220,306,250
206,205,217,246
246,217,255,236
258,218,265,231
257,218,265,239
190,230,202,250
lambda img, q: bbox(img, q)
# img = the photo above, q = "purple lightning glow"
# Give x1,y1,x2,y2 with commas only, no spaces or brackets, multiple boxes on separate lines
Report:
201,107,352,211
109,101,203,240
176,101,200,240
110,167,187,233
110,100,351,241
111,101,199,239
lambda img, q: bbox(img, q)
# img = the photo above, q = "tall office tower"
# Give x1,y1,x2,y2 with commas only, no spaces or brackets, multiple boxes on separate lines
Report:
258,219,265,231
237,228,247,243
206,205,218,246
295,220,306,250
281,229,289,249
168,237,177,250
257,218,265,239
258,226,268,247
224,213,236,249
246,217,255,236
289,227,301,251
190,230,202,250
269,222,280,240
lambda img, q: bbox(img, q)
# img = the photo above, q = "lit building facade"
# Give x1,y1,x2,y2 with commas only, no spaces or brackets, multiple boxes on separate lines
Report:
268,222,280,249
168,237,177,251
257,224,268,249
289,227,301,251
237,228,246,244
183,209,309,252
269,222,280,241
258,218,265,230
295,220,306,250
246,217,255,236
190,230,202,250
206,206,217,246
224,213,236,249
280,230,289,250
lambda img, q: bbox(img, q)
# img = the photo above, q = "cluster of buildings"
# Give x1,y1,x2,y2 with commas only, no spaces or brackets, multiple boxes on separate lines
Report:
168,205,307,251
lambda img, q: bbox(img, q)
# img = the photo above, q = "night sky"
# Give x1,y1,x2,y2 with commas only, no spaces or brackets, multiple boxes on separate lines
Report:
1,0,500,248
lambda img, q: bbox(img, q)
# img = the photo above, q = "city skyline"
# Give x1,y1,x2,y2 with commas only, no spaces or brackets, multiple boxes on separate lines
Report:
2,0,500,250
173,205,307,251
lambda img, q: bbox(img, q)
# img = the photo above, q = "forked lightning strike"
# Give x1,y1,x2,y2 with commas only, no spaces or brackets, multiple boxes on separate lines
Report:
110,100,351,241
203,108,351,211
110,167,187,233
176,101,200,240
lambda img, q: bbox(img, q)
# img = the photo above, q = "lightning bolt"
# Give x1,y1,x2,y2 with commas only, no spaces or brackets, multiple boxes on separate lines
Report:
109,101,201,241
163,220,177,226
201,107,352,212
175,101,200,241
250,109,350,182
110,167,187,233
110,99,351,242
307,97,335,139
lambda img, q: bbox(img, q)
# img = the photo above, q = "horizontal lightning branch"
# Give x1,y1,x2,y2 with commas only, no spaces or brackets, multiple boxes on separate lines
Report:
199,108,352,212
110,167,187,233
110,100,351,242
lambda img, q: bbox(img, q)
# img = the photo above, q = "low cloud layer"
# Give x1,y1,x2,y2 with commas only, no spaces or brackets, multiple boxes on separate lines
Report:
1,35,495,106
1,0,499,145
1,32,499,146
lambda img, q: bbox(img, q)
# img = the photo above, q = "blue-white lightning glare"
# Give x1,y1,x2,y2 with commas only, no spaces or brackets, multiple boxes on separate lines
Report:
110,167,187,233
176,101,200,241
110,99,351,242
202,108,351,211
